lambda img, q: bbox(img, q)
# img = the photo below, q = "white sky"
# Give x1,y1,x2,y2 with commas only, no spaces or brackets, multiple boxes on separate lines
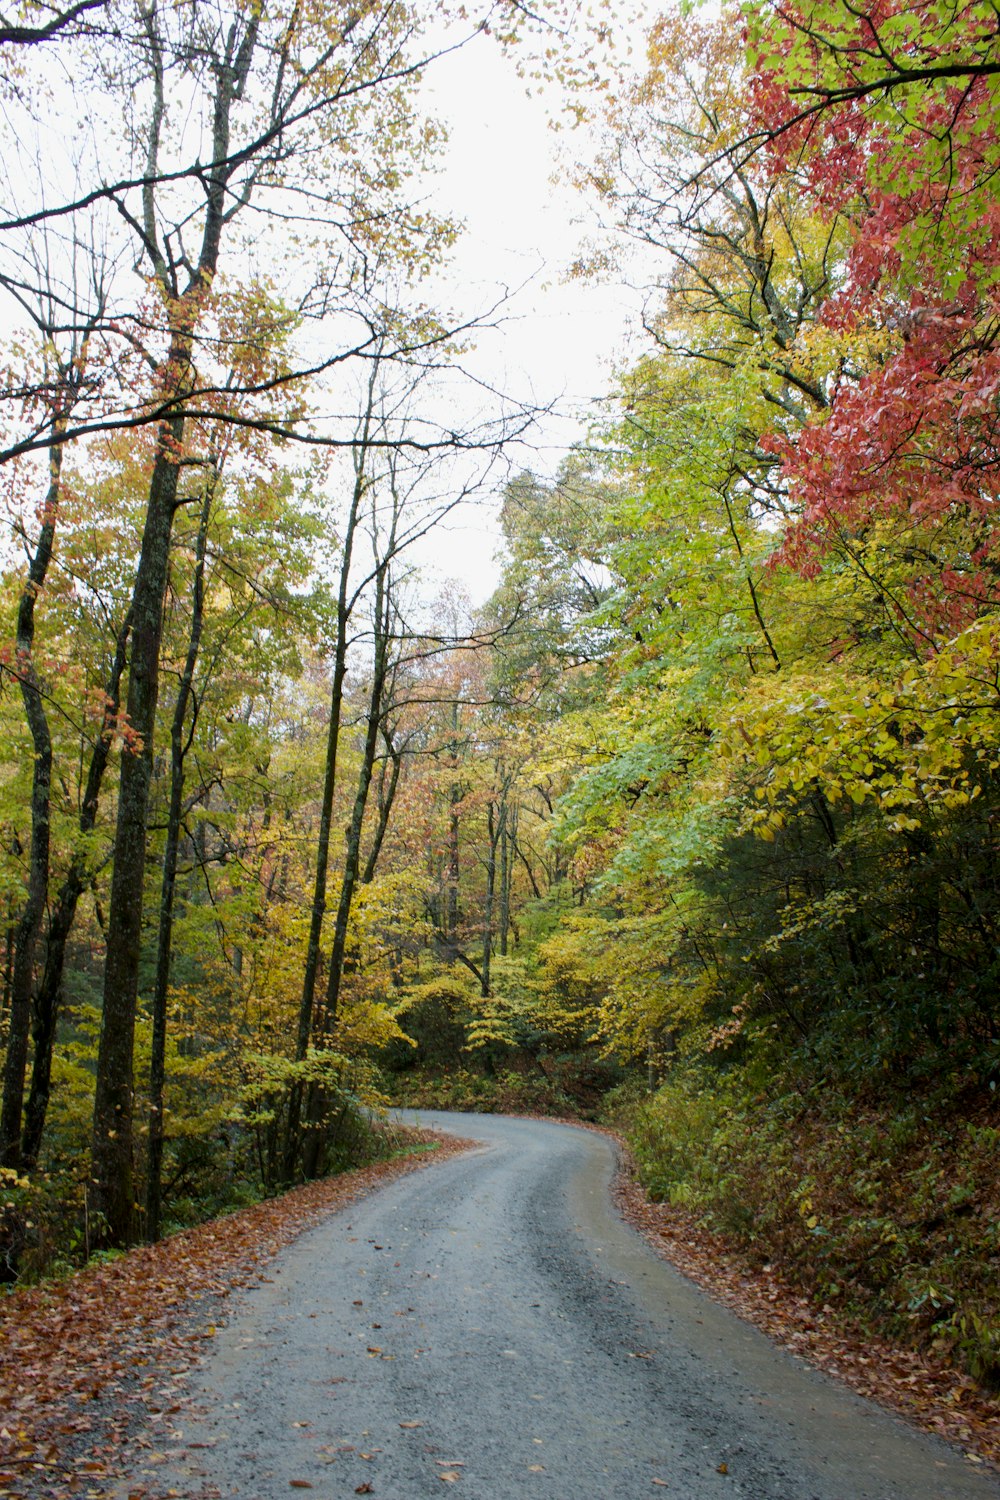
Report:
411,29,645,605
0,19,649,612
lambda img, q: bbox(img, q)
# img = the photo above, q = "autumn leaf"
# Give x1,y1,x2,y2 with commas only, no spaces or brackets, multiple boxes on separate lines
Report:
0,1141,472,1493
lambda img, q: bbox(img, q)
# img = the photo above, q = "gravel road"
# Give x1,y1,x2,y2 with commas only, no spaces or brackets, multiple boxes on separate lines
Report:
121,1111,1000,1500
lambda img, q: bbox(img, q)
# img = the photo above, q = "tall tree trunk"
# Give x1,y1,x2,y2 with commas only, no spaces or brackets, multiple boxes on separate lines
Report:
0,441,61,1169
294,458,369,1062
146,476,214,1242
21,608,132,1171
321,567,393,1035
481,802,498,999
301,567,394,1180
285,393,376,1182
91,426,183,1244
89,7,261,1244
498,801,513,957
447,700,461,944
360,728,402,886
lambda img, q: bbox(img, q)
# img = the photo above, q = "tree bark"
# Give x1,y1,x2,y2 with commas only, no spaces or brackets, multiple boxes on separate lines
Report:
285,382,378,1182
21,606,132,1170
0,442,61,1168
481,802,498,999
90,6,261,1245
360,727,403,885
91,426,183,1243
146,474,214,1242
295,417,374,1065
321,565,393,1034
301,565,395,1180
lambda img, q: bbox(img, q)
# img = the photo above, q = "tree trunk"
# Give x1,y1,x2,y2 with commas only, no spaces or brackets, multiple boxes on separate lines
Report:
89,6,261,1244
321,566,393,1035
360,728,402,886
285,395,376,1182
481,802,498,999
146,475,213,1242
0,443,61,1168
91,428,183,1245
447,708,461,944
301,567,394,1180
21,607,132,1171
499,802,513,957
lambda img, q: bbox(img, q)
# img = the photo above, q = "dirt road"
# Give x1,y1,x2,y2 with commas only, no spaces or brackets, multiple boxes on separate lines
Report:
121,1111,1000,1499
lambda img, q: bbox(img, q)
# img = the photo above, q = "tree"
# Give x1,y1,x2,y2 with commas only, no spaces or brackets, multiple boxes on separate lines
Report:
71,0,480,1245
585,8,844,421
0,262,114,1170
746,0,1000,647
0,1,107,47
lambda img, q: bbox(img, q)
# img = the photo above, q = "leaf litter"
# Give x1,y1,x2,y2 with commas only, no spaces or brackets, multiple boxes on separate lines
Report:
607,1127,1000,1470
0,1130,472,1500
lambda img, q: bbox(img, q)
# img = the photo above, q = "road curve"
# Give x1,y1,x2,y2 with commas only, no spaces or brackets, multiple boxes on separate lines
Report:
122,1111,1000,1500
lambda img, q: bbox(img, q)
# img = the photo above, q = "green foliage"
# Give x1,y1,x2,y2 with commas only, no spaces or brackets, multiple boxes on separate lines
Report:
392,969,481,1066
236,1049,387,1192
613,1073,1000,1384
388,1065,578,1117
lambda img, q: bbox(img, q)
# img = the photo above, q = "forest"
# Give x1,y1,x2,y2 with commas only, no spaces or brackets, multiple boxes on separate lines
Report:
0,0,998,1401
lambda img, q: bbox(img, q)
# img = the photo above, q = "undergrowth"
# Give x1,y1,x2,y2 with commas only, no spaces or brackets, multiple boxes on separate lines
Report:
608,1073,1000,1387
388,1065,578,1117
2,1107,406,1287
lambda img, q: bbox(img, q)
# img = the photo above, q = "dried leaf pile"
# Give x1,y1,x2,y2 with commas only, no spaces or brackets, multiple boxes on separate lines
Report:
1,1117,997,1498
0,1133,472,1500
610,1131,1000,1471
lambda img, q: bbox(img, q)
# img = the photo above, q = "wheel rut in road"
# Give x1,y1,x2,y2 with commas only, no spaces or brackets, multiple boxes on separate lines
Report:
119,1111,1000,1500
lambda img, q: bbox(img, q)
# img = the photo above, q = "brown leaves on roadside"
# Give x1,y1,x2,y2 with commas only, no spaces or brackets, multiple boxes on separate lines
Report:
0,1131,473,1500
609,1128,1000,1467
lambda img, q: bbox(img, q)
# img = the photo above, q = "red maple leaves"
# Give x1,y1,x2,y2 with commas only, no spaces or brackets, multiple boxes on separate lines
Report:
748,0,1000,642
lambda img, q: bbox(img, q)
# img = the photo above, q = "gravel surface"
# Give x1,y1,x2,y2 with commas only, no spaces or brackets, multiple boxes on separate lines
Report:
118,1111,1000,1500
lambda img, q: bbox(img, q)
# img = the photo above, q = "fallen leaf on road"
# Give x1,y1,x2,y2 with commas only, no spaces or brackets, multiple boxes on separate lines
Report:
439,1473,461,1484
289,1482,313,1490
652,1480,669,1488
528,1464,545,1472
399,1421,422,1429
717,1462,728,1474
0,1133,475,1496
355,1485,373,1495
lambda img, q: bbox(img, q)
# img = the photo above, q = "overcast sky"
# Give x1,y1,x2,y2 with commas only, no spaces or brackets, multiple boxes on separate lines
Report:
411,27,645,604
